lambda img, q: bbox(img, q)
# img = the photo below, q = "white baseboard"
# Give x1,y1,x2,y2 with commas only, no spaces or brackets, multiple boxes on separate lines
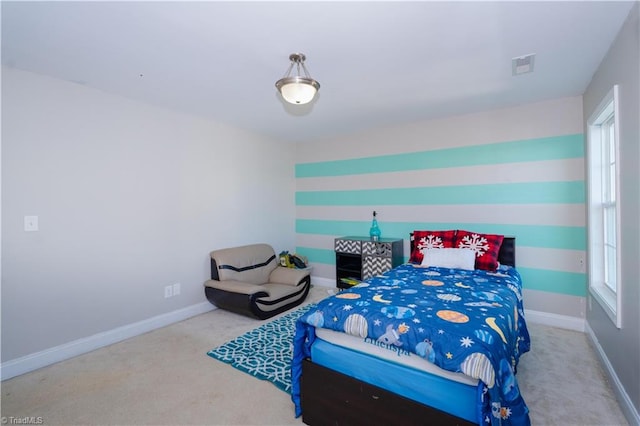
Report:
585,323,640,426
523,308,586,332
311,275,334,289
1,301,215,381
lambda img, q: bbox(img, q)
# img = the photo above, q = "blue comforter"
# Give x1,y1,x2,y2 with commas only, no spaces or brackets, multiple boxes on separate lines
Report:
291,264,531,426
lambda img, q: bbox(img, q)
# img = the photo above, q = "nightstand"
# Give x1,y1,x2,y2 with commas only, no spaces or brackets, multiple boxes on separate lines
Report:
334,236,403,289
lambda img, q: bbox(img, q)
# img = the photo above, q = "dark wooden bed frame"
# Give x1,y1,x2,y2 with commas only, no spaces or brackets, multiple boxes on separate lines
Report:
299,236,516,426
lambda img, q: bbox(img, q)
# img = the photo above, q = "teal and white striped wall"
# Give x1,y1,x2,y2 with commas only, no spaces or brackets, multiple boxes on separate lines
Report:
295,97,586,320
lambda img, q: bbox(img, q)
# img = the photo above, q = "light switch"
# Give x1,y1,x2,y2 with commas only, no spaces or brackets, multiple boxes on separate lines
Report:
24,216,39,232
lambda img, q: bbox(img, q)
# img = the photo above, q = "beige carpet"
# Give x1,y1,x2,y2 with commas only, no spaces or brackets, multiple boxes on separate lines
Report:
1,286,629,426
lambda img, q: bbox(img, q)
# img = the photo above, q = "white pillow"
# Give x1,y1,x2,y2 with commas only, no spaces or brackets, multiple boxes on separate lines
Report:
421,248,476,270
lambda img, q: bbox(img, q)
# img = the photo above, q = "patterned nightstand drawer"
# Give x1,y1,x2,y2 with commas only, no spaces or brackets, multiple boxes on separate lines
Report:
362,256,393,280
335,239,362,254
362,241,393,257
334,236,403,289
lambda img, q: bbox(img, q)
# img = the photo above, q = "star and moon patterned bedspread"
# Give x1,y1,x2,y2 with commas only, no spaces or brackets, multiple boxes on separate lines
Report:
291,263,531,426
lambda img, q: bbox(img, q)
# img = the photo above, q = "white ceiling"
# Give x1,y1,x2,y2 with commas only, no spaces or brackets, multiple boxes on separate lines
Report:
1,1,635,143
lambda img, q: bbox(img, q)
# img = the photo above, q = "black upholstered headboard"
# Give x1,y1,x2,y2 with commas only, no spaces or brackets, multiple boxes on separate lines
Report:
497,237,516,267
410,234,516,267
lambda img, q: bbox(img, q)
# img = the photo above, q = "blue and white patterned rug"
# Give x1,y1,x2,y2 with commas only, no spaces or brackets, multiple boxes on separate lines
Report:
207,303,316,394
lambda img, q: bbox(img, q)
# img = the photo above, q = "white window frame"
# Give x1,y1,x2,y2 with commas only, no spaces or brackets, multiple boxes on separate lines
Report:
587,84,622,328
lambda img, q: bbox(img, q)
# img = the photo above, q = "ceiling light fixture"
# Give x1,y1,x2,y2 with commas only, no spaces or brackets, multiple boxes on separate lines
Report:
275,53,320,105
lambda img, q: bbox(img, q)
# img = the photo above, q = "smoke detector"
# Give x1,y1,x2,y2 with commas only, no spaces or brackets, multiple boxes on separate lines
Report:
512,53,535,76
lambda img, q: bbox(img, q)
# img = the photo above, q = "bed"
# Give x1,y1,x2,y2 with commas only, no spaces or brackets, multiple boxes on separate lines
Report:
291,231,531,426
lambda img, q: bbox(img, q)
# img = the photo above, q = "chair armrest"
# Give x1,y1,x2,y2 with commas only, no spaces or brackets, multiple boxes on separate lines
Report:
269,266,311,286
204,279,266,295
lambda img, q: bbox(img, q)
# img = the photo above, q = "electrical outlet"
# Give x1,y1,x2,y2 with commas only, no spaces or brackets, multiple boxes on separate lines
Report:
172,283,181,296
24,216,39,232
164,285,173,298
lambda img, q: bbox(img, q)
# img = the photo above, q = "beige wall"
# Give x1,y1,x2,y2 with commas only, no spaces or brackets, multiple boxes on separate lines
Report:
1,67,297,363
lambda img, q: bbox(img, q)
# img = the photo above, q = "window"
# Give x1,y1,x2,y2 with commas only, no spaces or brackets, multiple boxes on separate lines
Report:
587,85,621,328
601,113,617,293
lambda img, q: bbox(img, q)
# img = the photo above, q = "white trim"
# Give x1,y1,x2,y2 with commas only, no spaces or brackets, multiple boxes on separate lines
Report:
589,284,618,323
587,84,622,329
1,302,215,381
311,275,335,289
586,323,640,426
588,85,618,124
523,309,585,332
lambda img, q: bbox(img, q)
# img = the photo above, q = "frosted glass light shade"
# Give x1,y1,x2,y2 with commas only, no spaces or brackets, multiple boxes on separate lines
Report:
277,77,319,105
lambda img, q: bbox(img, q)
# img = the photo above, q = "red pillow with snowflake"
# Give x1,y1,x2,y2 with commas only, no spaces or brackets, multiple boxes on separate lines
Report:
410,230,457,264
454,230,504,271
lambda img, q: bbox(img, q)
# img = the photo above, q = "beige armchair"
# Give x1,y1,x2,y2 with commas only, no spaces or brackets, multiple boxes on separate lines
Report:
203,243,311,319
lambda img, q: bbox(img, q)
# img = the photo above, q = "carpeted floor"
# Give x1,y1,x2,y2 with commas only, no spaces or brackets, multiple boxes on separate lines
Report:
1,286,630,426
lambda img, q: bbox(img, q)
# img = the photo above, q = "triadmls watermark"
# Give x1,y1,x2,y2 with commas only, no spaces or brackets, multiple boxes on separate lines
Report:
1,417,44,425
